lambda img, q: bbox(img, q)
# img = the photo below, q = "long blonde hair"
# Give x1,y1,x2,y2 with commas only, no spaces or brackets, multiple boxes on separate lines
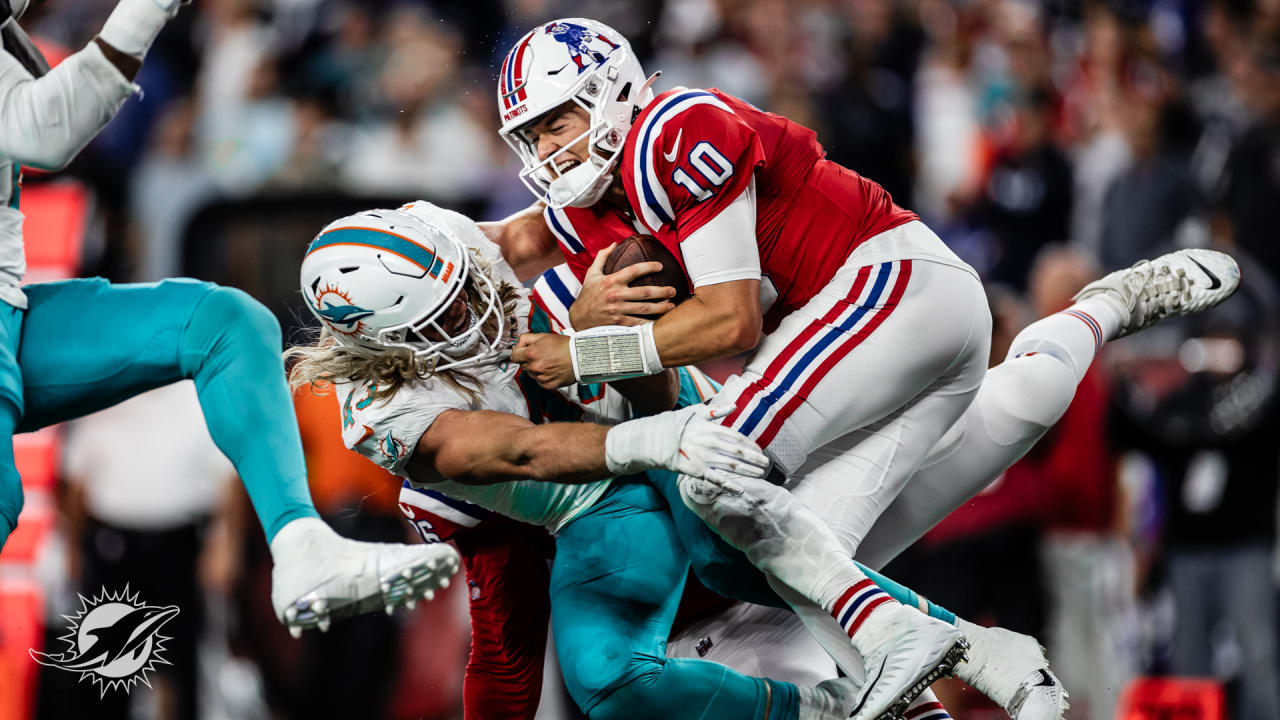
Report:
286,256,522,403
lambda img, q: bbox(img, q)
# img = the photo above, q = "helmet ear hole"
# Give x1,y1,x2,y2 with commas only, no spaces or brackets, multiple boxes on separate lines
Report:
616,82,632,103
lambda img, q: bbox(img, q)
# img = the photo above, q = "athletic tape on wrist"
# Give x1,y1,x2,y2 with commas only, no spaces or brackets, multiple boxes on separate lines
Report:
570,323,663,384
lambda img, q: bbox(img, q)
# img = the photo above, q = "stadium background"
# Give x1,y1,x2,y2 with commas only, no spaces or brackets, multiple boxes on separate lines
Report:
0,0,1278,717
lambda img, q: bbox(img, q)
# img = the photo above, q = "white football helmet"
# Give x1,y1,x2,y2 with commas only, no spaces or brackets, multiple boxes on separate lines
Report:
300,208,508,372
497,18,656,208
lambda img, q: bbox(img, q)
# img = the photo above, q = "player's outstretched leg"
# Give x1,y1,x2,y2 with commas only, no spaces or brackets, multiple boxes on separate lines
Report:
848,250,1241,719
678,473,967,720
16,278,459,633
553,481,866,720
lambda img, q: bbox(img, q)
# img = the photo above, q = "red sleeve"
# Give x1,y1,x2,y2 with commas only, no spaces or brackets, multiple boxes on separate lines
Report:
543,205,593,281
398,482,486,543
398,484,551,719
452,522,553,720
625,91,765,242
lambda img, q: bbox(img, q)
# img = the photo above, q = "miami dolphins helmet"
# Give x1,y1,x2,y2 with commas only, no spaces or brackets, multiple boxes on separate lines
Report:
497,18,655,209
299,206,508,371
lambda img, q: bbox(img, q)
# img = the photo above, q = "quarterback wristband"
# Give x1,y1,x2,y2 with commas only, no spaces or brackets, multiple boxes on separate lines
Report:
99,0,180,60
569,323,663,384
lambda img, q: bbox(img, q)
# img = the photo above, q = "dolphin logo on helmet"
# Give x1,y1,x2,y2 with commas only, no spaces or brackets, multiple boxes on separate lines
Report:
299,204,511,374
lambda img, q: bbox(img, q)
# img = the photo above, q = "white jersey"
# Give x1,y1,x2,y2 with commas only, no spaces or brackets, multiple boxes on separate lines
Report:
338,204,634,533
0,40,136,308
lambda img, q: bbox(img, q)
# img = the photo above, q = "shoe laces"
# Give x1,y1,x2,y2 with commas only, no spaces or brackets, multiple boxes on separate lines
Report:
1128,260,1192,320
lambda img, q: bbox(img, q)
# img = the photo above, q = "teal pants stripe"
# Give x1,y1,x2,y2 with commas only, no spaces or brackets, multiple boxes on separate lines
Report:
552,480,798,720
0,278,318,543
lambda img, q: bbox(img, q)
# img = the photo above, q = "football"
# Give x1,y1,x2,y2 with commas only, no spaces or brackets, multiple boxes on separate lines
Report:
601,235,692,308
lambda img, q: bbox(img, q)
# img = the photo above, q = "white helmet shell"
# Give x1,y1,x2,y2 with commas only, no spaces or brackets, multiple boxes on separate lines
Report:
300,208,507,371
497,18,656,208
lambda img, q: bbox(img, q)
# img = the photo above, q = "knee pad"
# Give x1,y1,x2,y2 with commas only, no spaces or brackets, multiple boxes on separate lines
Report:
979,354,1076,445
195,285,282,345
183,285,283,371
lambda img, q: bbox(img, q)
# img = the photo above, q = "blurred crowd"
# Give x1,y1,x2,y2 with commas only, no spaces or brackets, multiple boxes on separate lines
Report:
13,0,1280,717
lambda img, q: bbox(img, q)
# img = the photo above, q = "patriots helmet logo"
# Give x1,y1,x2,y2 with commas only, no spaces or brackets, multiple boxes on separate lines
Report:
30,586,180,697
313,284,374,335
544,21,620,73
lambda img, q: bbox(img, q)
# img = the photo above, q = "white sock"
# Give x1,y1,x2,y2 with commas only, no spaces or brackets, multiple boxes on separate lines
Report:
1005,295,1124,384
824,576,899,648
902,688,952,719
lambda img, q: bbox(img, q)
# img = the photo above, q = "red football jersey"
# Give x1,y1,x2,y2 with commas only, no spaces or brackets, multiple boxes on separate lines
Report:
547,87,917,328
399,484,554,720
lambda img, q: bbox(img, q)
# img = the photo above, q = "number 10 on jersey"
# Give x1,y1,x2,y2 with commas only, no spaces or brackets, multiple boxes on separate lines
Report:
671,142,733,202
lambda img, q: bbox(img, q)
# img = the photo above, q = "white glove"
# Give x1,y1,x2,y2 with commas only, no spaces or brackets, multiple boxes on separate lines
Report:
99,0,185,60
605,403,771,490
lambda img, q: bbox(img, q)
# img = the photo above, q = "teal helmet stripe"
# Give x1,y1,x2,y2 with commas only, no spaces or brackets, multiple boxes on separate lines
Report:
307,226,438,272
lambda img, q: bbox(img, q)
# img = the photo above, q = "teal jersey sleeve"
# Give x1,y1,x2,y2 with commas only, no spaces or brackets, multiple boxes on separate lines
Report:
674,366,720,410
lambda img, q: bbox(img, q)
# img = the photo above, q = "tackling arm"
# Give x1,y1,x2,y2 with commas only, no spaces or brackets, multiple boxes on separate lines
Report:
409,404,770,488
413,409,612,485
478,202,563,283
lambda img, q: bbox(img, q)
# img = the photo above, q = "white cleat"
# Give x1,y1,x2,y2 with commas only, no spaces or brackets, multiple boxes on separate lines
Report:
269,518,460,637
848,604,969,720
955,623,1069,720
1073,248,1240,339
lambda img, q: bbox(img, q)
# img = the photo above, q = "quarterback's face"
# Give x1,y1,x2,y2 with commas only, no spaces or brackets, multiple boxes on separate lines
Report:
523,103,592,176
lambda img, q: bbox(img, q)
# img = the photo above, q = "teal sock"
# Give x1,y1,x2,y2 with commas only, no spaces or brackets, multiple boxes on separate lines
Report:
180,287,318,542
855,561,958,625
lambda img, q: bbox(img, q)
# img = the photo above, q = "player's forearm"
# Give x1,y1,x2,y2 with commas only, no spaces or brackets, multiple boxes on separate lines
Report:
479,202,560,282
0,41,134,169
444,422,613,485
612,369,680,416
651,281,763,366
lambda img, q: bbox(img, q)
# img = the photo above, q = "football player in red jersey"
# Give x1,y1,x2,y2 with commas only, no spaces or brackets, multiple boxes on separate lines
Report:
486,17,1241,720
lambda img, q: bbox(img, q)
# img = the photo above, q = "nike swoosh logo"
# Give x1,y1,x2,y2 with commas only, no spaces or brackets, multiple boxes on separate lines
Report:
662,128,683,163
1034,669,1056,687
850,656,888,718
1188,256,1222,289
359,425,374,443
